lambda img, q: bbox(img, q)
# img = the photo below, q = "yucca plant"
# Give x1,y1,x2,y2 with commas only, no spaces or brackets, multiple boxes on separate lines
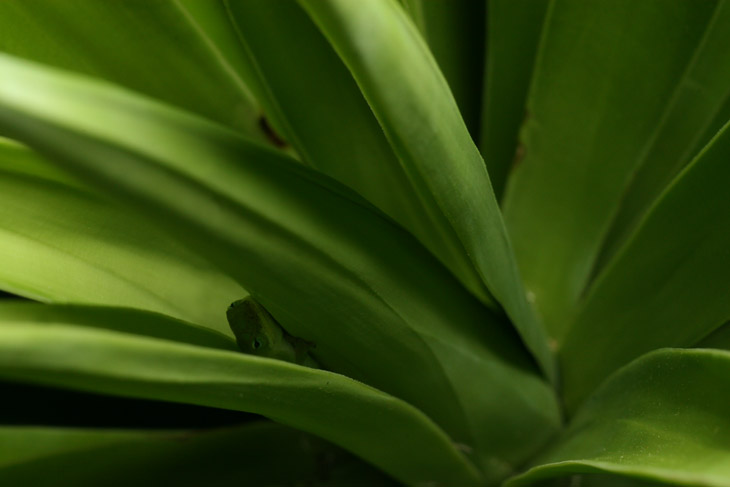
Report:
0,0,729,486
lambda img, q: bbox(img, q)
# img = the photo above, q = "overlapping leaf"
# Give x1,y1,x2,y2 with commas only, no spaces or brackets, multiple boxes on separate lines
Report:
479,0,549,200
298,0,555,382
0,53,560,481
400,0,486,138
224,0,463,295
502,0,725,339
697,321,730,351
560,120,730,410
0,302,236,351
0,0,264,139
0,423,395,486
0,323,481,486
596,0,730,269
0,140,243,334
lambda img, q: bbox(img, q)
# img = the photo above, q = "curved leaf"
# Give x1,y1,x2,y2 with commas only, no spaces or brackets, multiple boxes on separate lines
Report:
0,423,396,487
0,302,236,351
0,0,264,139
560,120,730,411
297,0,555,382
502,0,721,339
0,323,482,486
506,349,730,487
0,53,560,479
0,140,243,335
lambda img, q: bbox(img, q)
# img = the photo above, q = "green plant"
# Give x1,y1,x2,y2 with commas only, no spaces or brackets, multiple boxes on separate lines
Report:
0,0,729,485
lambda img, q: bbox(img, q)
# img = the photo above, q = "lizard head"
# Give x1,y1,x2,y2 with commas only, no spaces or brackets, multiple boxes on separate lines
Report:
226,297,279,356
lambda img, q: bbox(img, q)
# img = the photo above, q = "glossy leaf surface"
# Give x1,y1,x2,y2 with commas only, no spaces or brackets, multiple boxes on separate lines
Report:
299,0,555,382
507,349,730,487
0,323,481,486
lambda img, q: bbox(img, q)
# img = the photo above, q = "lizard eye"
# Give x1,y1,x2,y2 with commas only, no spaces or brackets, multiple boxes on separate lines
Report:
252,334,268,350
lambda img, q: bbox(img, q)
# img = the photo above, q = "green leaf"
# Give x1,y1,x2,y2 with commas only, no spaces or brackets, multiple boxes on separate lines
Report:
0,0,264,139
400,0,486,139
479,0,549,201
0,423,397,486
298,0,555,382
505,349,730,487
696,321,730,351
224,0,473,301
0,140,243,335
0,302,236,351
595,0,730,272
0,53,560,480
560,120,730,411
0,323,482,486
502,0,721,339
0,137,83,189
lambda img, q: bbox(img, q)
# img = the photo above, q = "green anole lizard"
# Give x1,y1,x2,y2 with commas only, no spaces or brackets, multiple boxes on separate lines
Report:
226,297,319,368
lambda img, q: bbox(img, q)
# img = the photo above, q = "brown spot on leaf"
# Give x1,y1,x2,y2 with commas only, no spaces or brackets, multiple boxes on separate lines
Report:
513,142,526,168
258,115,288,148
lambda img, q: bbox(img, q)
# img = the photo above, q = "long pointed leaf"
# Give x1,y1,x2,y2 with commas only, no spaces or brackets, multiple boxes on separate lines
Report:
502,0,721,339
0,323,482,486
560,121,730,411
223,0,486,308
595,0,730,271
0,53,560,479
298,0,555,382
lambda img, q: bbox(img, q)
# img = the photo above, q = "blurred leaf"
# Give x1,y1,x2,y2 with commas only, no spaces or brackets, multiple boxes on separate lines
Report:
0,140,243,335
506,349,730,487
0,0,265,139
502,0,720,339
695,320,730,352
0,302,236,351
479,0,549,200
400,0,486,138
0,53,560,480
298,0,555,383
0,422,397,486
595,0,730,271
560,121,730,410
0,323,482,486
